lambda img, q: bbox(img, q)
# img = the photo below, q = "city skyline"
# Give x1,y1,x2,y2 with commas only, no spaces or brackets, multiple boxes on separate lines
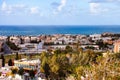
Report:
0,0,120,25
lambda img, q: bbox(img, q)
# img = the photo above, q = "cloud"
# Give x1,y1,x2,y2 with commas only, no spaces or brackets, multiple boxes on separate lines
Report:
51,2,60,8
89,0,120,15
0,1,42,16
90,3,100,14
57,0,67,12
51,0,67,14
89,3,109,15
30,7,39,14
1,1,27,14
1,1,12,14
1,1,7,11
90,0,120,3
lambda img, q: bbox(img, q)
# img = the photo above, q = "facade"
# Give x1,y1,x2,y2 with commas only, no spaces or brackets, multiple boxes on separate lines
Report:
10,36,21,45
14,58,41,77
90,34,101,41
19,42,46,54
114,40,120,53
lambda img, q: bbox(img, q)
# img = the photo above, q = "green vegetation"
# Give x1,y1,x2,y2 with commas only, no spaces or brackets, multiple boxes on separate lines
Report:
4,54,24,63
0,72,2,76
4,45,120,80
39,47,120,80
1,54,5,67
18,67,24,76
15,52,19,60
11,67,18,74
29,70,35,79
6,41,20,50
96,39,108,50
8,59,13,66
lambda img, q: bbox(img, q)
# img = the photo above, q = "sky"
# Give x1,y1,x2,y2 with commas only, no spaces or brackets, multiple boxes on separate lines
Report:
0,0,120,25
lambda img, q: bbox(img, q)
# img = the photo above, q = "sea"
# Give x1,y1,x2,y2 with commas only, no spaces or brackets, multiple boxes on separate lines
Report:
0,25,120,36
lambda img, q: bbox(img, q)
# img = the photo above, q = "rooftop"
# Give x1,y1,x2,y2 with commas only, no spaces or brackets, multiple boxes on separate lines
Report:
14,58,40,65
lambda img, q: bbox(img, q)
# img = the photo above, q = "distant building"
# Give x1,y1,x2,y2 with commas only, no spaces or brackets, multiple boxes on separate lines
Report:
19,42,46,54
14,58,41,78
90,34,101,41
114,40,120,53
10,36,21,45
14,58,40,71
24,36,31,43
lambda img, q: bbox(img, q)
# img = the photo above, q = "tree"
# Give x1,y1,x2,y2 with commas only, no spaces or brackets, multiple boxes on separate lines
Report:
65,45,73,53
30,40,39,43
54,49,61,54
11,68,18,74
75,66,84,79
6,41,20,50
29,70,35,79
20,38,24,44
48,54,61,79
18,67,24,76
8,59,12,66
43,63,50,79
7,36,10,42
96,40,108,50
85,46,95,50
15,52,19,60
1,54,5,67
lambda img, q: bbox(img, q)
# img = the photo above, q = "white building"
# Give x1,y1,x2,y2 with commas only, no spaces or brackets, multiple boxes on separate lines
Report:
14,58,41,77
0,36,7,41
10,36,21,45
90,34,101,41
19,42,46,54
24,36,30,43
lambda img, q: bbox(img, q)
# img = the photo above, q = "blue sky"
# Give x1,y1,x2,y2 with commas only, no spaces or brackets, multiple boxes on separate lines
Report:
0,0,120,25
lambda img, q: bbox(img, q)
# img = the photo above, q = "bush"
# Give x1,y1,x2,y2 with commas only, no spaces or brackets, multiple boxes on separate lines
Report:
29,70,35,79
11,67,18,74
18,67,24,76
6,41,20,50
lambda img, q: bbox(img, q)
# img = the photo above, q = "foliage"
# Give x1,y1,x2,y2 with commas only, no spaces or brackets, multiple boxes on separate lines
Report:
43,63,50,79
6,41,20,50
18,67,24,76
1,54,5,67
44,42,54,45
11,67,18,74
85,46,95,50
29,70,35,79
0,72,1,76
15,52,19,60
65,45,73,53
8,59,13,66
3,47,120,80
96,40,108,50
39,48,120,80
30,40,39,43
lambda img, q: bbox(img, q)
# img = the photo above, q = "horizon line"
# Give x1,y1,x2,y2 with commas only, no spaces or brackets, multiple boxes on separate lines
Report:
0,25,120,26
